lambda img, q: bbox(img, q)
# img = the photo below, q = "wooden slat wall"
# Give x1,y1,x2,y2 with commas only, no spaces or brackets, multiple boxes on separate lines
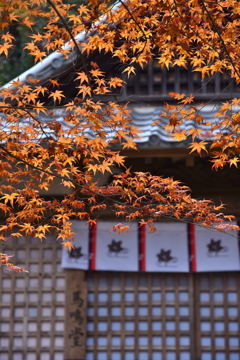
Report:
1,238,240,360
86,272,192,360
86,272,240,360
0,236,65,360
195,273,240,360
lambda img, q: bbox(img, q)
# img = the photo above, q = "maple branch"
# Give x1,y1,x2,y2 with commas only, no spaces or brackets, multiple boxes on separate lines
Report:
197,80,234,111
170,0,239,110
112,0,153,69
0,143,222,223
199,0,240,79
46,0,93,96
0,105,66,110
118,0,148,42
156,214,238,238
17,109,52,141
0,143,102,197
171,0,217,54
0,143,132,207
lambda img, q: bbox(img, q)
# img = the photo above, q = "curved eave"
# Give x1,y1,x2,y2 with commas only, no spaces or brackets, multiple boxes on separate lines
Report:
2,3,121,89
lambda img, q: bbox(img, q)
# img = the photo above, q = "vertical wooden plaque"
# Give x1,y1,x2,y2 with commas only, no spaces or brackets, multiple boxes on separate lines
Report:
64,269,87,360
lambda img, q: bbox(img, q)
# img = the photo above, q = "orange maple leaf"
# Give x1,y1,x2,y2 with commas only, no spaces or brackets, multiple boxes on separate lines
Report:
77,85,92,99
188,141,208,156
172,131,187,141
61,241,75,251
49,79,60,87
109,77,124,88
169,92,185,100
123,66,136,78
76,71,89,84
49,90,65,103
229,157,240,168
122,138,138,150
0,193,19,207
112,153,126,167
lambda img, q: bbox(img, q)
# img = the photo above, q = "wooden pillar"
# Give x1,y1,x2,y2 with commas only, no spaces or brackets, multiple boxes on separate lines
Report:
64,269,87,360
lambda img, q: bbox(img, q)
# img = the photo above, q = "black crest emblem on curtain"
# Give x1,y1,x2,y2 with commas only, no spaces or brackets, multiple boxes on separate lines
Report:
156,249,178,267
207,239,228,257
68,246,88,263
107,240,128,257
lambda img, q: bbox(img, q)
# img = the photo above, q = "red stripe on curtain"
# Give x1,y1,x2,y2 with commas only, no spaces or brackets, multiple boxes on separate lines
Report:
189,223,197,271
91,222,97,270
140,224,146,271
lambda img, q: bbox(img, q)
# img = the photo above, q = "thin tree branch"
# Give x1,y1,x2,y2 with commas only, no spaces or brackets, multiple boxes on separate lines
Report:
118,0,148,42
0,143,109,198
18,109,52,141
172,0,218,54
46,0,93,96
199,0,240,79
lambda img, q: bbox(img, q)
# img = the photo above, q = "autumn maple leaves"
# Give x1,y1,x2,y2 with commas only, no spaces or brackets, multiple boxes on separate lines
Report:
0,0,240,270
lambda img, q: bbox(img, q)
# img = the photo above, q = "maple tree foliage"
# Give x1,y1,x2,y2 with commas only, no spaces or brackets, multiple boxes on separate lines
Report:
0,0,239,271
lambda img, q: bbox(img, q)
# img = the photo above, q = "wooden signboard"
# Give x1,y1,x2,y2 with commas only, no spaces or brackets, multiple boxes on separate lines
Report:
64,269,87,360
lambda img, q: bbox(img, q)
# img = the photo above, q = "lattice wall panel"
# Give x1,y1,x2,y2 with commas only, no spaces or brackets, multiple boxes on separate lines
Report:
0,236,65,360
195,273,240,360
124,60,240,99
86,273,193,360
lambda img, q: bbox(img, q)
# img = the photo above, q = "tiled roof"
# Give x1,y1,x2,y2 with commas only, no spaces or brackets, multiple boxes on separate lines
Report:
128,104,220,148
2,3,236,150
38,103,232,149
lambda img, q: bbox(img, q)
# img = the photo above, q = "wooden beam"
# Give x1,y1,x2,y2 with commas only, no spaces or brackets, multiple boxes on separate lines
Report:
64,269,87,360
121,148,192,158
